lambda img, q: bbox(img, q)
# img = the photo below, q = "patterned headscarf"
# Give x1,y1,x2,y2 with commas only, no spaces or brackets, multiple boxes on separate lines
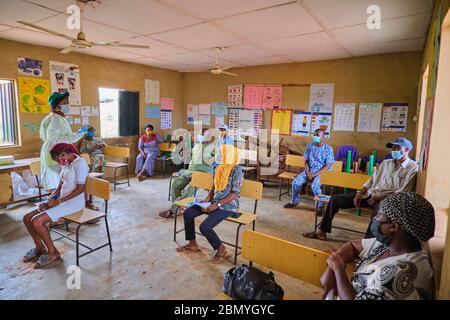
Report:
380,192,435,241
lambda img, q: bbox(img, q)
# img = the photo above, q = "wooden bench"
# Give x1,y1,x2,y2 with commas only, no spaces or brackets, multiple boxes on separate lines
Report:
173,171,263,264
217,230,354,300
50,177,113,266
103,146,130,190
314,171,371,235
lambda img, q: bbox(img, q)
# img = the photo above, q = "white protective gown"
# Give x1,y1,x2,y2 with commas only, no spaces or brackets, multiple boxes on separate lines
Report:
39,112,83,190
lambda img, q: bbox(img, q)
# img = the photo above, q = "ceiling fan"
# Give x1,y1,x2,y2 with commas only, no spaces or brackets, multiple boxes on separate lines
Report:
17,1,149,54
209,47,238,76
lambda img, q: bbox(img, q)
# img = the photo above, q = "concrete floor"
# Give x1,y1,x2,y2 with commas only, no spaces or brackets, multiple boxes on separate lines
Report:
0,175,370,300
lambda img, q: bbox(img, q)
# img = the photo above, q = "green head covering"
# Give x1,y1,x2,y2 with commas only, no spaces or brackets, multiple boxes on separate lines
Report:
48,91,69,109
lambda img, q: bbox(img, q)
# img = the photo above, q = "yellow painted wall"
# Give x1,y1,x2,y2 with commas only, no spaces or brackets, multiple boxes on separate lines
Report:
182,52,422,159
0,38,183,166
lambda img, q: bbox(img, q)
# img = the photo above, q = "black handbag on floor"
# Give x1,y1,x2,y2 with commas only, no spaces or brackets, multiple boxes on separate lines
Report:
223,264,284,300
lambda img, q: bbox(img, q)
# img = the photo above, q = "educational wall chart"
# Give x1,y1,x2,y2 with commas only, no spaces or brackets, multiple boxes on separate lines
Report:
161,110,172,129
228,85,243,108
49,61,81,105
243,84,263,109
253,110,263,134
187,104,199,124
91,106,100,117
82,116,89,126
292,111,311,136
17,57,42,77
228,109,239,136
145,106,161,119
66,106,80,116
333,103,356,132
381,103,408,132
145,79,160,104
271,110,292,135
262,85,282,110
357,103,382,132
211,102,228,116
160,98,174,110
18,76,50,113
309,83,334,113
200,115,210,126
310,112,332,138
238,109,256,136
199,103,211,115
81,106,91,117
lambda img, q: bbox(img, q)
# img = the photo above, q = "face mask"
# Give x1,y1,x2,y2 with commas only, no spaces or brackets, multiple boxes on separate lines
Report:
391,150,403,160
197,135,205,143
313,136,321,143
60,104,70,114
87,131,96,137
370,219,393,244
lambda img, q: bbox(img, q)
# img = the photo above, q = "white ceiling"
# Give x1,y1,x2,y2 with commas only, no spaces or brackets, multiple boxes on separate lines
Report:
0,0,434,72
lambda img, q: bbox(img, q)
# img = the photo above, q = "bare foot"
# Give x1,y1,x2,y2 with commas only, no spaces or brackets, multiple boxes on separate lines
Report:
176,244,201,253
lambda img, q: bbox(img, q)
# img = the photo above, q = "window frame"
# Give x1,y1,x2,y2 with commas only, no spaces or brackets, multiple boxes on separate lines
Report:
0,78,21,148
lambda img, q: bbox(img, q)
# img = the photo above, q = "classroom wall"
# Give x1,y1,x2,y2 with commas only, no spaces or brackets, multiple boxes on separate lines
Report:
181,52,422,159
0,38,183,167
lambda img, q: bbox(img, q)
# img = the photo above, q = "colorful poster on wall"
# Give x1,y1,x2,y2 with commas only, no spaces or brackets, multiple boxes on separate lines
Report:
187,104,199,124
262,85,282,110
161,110,172,129
243,84,263,109
160,98,174,110
228,109,239,136
145,106,161,119
228,85,243,108
200,114,210,126
310,112,332,138
292,111,311,136
271,110,292,135
199,103,211,115
381,103,408,132
49,61,81,105
211,102,228,116
253,110,263,135
18,76,50,113
238,109,255,136
309,83,334,113
333,103,356,132
17,57,43,77
357,103,382,132
145,79,160,104
215,115,225,128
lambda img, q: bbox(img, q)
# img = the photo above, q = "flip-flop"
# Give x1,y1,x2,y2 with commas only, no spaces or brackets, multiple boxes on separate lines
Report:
209,251,231,264
302,231,327,241
176,245,201,253
23,248,46,263
158,210,173,218
34,254,61,269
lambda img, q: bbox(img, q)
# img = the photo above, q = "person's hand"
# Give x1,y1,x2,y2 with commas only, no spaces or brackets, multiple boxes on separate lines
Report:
39,203,47,211
353,193,362,207
47,199,59,208
327,252,346,272
367,195,381,206
202,203,218,213
141,152,147,159
306,171,314,180
321,268,337,300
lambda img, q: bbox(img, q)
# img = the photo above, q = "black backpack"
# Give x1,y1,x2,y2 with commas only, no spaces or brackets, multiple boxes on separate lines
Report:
223,264,284,300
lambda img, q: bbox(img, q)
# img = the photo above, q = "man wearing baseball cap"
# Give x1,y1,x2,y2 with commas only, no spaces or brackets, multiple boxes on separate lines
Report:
304,137,418,241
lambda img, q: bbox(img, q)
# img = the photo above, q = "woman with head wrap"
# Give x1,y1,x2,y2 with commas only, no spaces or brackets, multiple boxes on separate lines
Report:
176,145,243,264
22,143,89,269
321,192,435,300
39,91,85,190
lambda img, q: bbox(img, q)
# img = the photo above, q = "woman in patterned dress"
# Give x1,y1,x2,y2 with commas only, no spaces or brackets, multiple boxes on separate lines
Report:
79,126,106,173
321,192,435,300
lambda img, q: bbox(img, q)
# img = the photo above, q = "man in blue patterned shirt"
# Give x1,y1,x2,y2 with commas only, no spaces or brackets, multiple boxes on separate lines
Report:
284,128,334,209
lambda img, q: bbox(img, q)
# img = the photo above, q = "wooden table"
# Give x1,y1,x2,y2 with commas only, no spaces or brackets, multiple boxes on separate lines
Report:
0,157,41,206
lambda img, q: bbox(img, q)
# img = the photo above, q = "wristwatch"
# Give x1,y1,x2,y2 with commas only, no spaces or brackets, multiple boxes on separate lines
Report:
217,202,222,208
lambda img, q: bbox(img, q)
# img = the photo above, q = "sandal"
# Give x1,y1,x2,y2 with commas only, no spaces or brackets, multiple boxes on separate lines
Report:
23,248,46,263
86,202,100,211
158,209,173,218
284,203,297,209
209,250,230,264
49,219,66,229
34,254,61,269
176,244,201,253
302,231,327,241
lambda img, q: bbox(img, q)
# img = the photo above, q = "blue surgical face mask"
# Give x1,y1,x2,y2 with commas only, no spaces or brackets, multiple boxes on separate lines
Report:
370,219,392,244
313,136,321,143
87,131,96,137
391,150,403,160
60,104,70,114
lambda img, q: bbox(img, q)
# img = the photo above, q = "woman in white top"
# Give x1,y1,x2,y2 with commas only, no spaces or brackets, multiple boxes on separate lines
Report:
22,143,89,269
321,192,435,300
